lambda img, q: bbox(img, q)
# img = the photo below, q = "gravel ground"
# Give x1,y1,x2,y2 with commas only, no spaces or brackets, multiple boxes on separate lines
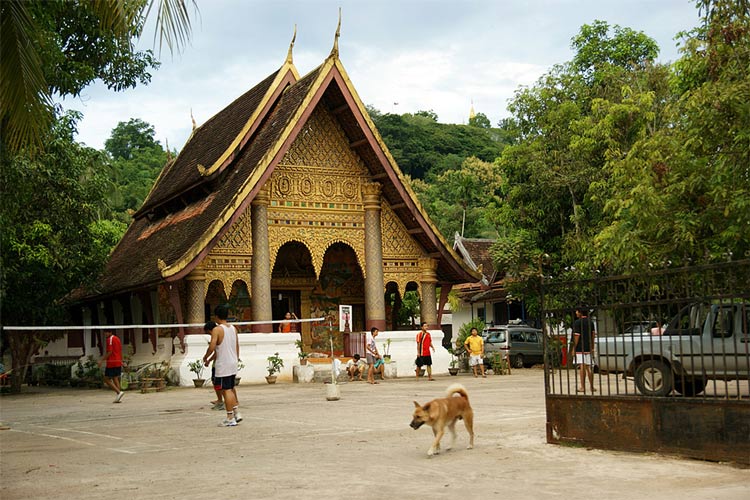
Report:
1,369,748,499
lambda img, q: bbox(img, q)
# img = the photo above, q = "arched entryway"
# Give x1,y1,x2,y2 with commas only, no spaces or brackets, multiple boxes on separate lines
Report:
311,242,364,353
272,241,316,338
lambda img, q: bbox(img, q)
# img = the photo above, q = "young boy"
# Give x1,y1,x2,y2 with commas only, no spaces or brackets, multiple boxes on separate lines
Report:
464,327,486,378
346,354,365,381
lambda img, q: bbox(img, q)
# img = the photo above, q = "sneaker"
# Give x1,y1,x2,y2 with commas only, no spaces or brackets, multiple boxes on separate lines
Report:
219,418,237,427
114,392,124,403
233,410,243,423
211,402,225,411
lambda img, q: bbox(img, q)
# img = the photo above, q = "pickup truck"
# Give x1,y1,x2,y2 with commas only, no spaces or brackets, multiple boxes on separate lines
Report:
595,302,749,396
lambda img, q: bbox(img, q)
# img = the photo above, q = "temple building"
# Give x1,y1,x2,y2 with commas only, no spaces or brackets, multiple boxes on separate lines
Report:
66,28,480,379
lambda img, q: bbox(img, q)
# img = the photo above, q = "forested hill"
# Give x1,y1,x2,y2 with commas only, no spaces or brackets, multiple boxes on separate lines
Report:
367,107,509,181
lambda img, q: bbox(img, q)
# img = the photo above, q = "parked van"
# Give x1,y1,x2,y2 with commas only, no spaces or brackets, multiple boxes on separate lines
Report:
483,324,544,368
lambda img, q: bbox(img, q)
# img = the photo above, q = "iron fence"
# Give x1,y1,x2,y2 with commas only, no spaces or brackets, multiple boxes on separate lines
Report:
542,260,750,400
541,260,750,463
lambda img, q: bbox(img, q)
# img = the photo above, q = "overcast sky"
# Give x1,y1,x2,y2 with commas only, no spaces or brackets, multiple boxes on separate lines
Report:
61,0,701,152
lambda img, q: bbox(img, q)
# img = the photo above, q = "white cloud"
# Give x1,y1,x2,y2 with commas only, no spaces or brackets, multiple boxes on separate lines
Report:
60,0,700,150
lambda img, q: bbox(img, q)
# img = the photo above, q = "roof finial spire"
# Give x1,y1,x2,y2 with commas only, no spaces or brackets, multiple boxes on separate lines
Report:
330,8,341,58
165,138,172,161
190,109,197,131
286,24,297,64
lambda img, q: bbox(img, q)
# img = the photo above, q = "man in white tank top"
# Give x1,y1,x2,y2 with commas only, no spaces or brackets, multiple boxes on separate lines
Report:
202,304,242,426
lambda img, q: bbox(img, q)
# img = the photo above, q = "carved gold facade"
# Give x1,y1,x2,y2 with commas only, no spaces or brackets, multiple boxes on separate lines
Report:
197,104,432,314
203,209,253,298
268,105,369,276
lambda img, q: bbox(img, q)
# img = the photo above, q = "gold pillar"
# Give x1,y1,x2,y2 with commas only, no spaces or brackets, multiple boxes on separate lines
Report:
363,182,386,331
251,187,273,332
419,257,438,329
185,269,206,333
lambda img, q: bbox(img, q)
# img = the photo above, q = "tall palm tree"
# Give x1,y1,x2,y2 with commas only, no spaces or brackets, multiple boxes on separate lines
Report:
0,0,196,155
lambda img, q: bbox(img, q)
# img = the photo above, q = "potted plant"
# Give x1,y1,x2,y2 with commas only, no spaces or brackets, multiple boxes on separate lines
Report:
295,339,309,365
236,359,245,385
448,348,460,376
139,361,170,392
266,352,284,384
382,338,392,362
188,359,205,388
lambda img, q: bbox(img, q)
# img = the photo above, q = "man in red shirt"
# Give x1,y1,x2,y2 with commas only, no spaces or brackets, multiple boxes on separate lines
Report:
99,331,124,403
415,322,435,381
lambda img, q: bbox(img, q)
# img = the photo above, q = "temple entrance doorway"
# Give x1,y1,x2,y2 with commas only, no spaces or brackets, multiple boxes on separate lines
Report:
272,241,316,336
311,242,364,352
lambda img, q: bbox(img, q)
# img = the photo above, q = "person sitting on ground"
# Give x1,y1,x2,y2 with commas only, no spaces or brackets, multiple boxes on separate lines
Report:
346,354,365,381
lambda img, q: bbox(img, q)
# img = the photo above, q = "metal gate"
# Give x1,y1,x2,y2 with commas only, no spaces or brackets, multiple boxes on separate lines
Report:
541,260,750,464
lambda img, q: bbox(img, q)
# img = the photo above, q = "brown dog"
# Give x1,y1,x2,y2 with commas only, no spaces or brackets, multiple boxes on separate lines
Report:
410,383,474,456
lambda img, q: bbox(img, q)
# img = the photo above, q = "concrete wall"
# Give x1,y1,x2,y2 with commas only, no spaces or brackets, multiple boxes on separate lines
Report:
172,329,453,386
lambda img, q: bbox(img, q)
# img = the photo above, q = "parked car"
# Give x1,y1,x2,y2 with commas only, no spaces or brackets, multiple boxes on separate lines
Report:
622,321,656,335
482,324,544,369
596,302,750,396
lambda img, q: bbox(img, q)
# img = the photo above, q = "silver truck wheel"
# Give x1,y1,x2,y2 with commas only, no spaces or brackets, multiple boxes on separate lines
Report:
635,360,673,397
512,354,524,369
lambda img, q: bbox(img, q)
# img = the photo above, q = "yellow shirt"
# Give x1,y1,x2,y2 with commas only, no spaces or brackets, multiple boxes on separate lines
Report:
464,335,484,355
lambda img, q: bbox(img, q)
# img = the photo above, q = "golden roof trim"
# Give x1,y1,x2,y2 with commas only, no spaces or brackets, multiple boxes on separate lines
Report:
329,8,341,59
286,25,296,65
160,58,335,279
160,51,478,282
331,58,481,280
194,60,301,179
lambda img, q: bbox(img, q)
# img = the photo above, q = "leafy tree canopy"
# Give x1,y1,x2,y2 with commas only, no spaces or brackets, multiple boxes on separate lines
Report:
0,0,196,154
494,2,750,284
0,111,126,390
105,119,169,223
369,108,507,179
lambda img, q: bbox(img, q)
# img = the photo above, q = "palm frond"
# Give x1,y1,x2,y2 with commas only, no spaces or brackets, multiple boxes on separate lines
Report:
145,0,199,55
0,0,52,154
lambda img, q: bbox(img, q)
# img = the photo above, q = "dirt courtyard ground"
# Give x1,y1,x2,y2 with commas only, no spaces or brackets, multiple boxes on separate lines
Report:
1,369,748,499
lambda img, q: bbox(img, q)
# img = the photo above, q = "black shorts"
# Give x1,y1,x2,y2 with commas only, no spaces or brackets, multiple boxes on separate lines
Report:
211,366,217,385
104,366,122,378
415,355,432,367
215,374,236,390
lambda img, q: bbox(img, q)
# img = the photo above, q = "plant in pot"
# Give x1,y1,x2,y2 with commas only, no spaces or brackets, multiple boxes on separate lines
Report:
448,348,460,376
266,352,284,384
294,339,309,365
188,359,206,388
235,359,245,385
382,338,392,362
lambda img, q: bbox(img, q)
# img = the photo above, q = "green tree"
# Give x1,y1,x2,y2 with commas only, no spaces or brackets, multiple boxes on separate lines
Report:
370,109,507,179
494,20,669,278
411,156,503,239
468,112,491,129
0,111,126,392
571,20,659,83
592,0,750,269
104,119,168,223
105,118,160,160
0,0,197,154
